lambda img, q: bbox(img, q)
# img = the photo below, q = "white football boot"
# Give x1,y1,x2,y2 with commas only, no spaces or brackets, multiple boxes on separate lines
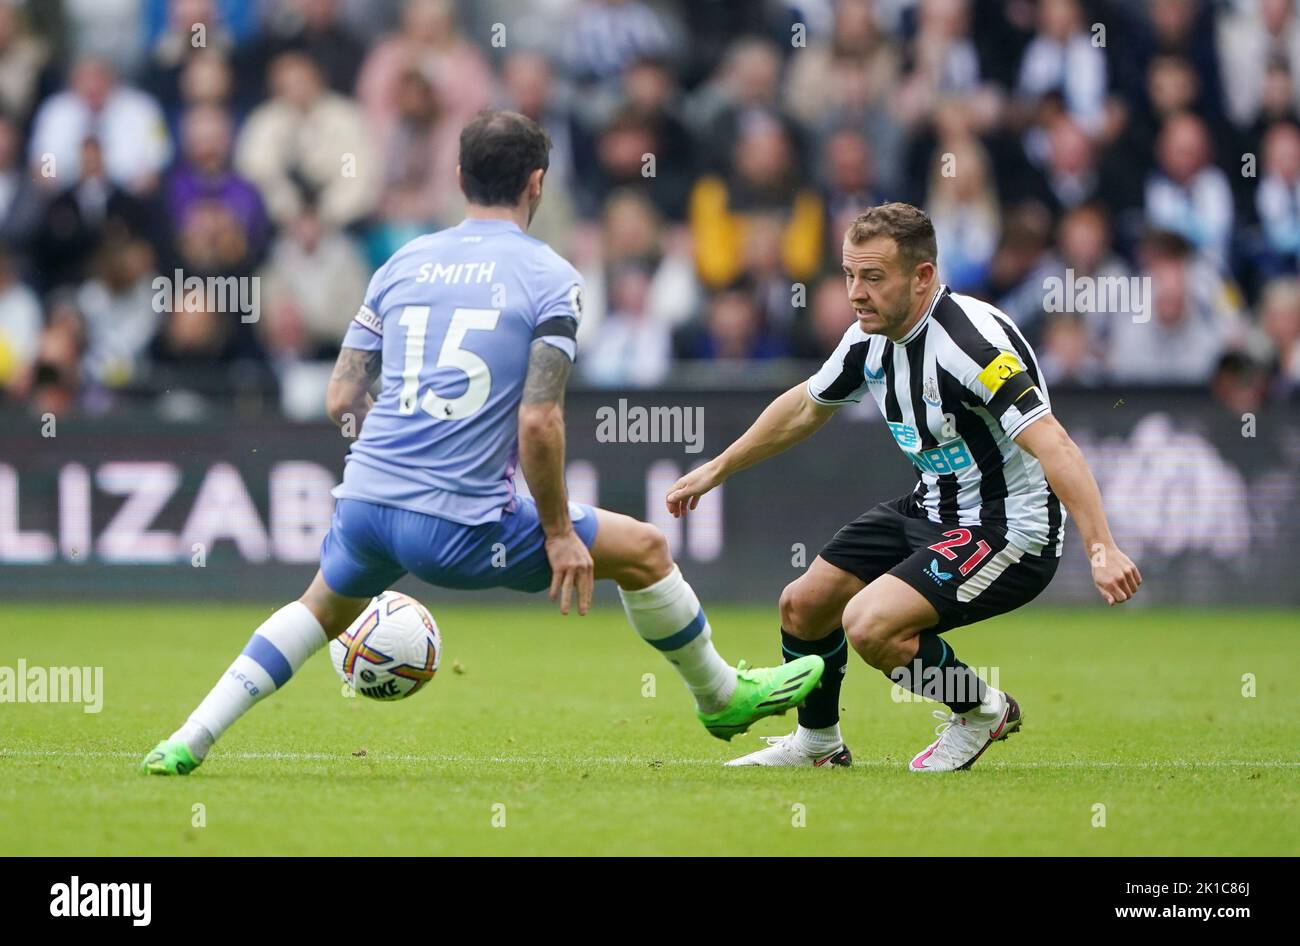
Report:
908,691,1022,773
724,732,853,768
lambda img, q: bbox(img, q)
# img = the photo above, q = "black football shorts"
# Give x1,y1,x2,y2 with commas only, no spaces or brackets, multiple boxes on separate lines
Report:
819,494,1059,633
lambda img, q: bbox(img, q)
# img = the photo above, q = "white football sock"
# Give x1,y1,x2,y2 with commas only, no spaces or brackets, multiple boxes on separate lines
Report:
792,723,843,754
618,565,735,713
171,602,327,759
975,685,1005,719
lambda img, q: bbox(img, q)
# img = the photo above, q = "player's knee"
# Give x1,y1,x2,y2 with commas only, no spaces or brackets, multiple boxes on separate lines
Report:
639,523,673,578
779,579,832,639
843,599,895,667
618,521,673,588
299,575,367,639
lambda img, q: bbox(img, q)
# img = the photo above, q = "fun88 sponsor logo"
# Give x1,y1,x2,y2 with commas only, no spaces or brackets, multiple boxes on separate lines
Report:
886,423,973,475
913,441,974,475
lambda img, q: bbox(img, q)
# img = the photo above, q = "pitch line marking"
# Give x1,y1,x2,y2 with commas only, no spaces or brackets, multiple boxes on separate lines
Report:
1,749,1298,770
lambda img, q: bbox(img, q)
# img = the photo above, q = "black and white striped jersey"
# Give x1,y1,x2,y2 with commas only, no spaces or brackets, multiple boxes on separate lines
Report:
807,285,1066,556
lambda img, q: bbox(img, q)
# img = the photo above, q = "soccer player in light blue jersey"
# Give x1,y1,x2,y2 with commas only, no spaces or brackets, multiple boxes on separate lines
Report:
142,110,824,775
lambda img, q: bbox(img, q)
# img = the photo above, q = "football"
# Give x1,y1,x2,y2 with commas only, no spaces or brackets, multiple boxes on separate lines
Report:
329,591,441,701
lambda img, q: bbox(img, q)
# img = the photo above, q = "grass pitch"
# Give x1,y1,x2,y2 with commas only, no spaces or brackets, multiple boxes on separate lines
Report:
1,603,1297,856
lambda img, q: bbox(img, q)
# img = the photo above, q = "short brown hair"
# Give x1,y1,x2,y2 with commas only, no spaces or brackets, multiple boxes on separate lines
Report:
845,202,937,272
459,109,551,206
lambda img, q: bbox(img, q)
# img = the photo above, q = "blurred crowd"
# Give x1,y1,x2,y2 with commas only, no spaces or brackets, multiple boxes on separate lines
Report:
1,0,1299,419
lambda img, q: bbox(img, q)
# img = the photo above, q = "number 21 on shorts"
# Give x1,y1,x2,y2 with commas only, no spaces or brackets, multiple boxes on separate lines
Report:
928,529,993,577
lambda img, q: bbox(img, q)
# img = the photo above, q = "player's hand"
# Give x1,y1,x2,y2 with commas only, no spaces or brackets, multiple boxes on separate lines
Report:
1091,543,1142,605
666,461,722,518
545,529,594,616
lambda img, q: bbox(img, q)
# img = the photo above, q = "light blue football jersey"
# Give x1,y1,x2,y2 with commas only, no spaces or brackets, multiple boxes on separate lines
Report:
331,218,584,526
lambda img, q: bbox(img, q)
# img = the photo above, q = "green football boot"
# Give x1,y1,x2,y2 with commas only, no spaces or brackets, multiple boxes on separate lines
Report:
698,655,825,741
139,739,201,776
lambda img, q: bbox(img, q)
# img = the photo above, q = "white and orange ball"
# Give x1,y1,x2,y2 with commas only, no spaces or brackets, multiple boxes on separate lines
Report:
330,591,441,701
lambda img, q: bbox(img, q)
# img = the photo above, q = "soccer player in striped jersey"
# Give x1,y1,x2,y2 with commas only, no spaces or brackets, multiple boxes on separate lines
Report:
667,202,1142,772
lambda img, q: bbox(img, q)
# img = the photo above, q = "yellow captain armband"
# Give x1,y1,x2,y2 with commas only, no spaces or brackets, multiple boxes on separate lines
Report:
976,351,1025,394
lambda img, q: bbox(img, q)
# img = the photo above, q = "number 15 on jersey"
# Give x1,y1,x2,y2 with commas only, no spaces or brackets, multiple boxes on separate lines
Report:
397,305,501,420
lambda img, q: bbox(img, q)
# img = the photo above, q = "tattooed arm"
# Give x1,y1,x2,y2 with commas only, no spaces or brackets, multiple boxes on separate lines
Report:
326,346,382,432
518,339,573,536
518,339,593,614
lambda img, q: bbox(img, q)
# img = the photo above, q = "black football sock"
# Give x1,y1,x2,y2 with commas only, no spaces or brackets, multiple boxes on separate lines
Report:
781,627,847,730
893,632,987,714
